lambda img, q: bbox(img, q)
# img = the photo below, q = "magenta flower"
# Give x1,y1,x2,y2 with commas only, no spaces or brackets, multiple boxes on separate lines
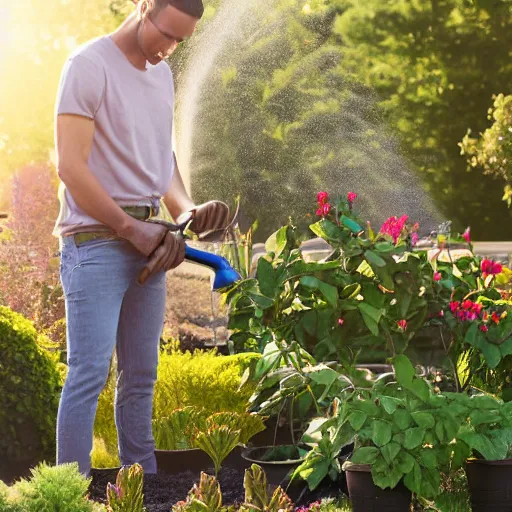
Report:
317,191,329,204
397,319,407,331
481,258,502,277
380,215,408,244
338,318,344,326
433,271,442,281
411,232,419,246
480,324,489,332
347,192,357,203
462,227,471,244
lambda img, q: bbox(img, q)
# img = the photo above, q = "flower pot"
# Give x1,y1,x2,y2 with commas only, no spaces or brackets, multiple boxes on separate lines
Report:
155,446,248,475
241,444,310,487
345,464,412,512
466,458,512,511
155,448,212,475
248,418,301,447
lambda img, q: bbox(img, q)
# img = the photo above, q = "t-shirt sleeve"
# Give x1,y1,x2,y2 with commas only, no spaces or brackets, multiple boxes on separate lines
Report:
55,54,105,119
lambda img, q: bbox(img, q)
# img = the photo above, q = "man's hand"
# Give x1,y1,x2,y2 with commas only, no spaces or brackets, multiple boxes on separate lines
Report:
137,231,186,285
119,217,169,257
179,200,230,235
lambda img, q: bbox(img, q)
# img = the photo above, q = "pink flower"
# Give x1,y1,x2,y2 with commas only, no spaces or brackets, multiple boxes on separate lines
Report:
462,227,471,244
317,191,329,205
380,215,408,244
411,232,419,246
481,259,502,277
347,192,358,203
433,271,442,281
450,301,460,313
338,318,344,326
480,325,489,332
397,319,407,331
438,310,444,317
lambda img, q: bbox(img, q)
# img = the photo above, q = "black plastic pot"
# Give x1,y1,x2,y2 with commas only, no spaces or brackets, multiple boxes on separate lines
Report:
466,458,512,511
345,464,412,512
249,418,303,447
155,445,248,475
241,444,310,487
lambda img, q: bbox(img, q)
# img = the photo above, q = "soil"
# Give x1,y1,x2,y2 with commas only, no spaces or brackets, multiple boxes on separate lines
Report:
89,467,245,511
89,466,348,511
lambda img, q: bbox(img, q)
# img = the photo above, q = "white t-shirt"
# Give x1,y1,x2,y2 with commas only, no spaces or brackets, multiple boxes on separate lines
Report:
53,35,175,237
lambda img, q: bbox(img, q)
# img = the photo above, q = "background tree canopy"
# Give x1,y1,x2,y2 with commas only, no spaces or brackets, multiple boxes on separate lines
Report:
0,0,511,241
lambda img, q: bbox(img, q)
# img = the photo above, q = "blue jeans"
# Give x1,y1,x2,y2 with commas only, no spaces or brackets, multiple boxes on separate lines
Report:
56,235,166,476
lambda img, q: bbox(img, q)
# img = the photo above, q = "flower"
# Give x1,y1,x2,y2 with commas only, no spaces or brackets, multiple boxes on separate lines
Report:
317,191,329,204
481,259,503,277
462,227,471,244
347,191,358,203
338,317,344,326
480,325,489,332
322,203,331,215
411,232,419,246
433,271,442,281
397,319,407,331
380,215,408,244
491,311,501,325
450,301,460,313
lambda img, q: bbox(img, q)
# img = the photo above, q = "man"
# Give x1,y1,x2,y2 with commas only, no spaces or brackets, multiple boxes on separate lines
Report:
54,0,229,476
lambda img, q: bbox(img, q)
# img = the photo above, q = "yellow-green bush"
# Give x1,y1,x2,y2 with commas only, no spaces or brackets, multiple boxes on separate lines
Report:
92,349,260,467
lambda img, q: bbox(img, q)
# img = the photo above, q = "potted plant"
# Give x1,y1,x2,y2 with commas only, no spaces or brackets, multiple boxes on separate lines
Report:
153,406,265,475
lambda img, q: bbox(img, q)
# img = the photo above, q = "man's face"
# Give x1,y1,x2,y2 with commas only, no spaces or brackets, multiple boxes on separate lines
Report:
138,4,198,65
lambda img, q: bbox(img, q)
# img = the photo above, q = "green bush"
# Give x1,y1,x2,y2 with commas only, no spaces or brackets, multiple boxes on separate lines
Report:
8,463,96,512
92,349,260,467
0,306,61,482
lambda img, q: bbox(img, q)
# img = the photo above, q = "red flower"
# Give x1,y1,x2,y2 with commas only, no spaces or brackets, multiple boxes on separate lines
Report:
481,259,502,277
480,325,489,332
317,191,329,205
380,215,408,244
438,310,444,317
347,192,357,203
450,301,460,313
397,319,407,331
338,318,344,326
491,312,501,325
316,202,331,217
433,271,442,281
462,227,471,244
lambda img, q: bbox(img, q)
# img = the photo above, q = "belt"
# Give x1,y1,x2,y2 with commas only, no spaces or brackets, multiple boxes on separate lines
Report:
72,205,159,247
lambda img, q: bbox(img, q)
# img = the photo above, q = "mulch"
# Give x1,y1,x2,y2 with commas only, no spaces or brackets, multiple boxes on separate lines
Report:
89,466,246,512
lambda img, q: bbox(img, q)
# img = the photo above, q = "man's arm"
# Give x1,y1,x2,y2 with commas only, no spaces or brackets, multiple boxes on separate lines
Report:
56,114,168,256
162,153,196,221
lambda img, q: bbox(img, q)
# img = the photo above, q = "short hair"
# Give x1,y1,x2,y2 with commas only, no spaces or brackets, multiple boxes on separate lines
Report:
141,0,204,19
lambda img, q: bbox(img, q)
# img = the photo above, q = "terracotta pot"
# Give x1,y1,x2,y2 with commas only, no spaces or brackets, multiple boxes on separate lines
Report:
345,464,411,512
466,458,512,512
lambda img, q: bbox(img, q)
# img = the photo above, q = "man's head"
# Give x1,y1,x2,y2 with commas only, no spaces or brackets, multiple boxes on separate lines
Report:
135,0,204,65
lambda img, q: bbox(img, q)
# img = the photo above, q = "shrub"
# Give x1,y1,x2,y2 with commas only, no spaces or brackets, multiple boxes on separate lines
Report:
92,350,259,468
11,462,95,512
0,306,61,482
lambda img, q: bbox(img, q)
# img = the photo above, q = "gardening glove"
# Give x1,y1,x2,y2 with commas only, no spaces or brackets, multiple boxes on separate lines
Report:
137,230,186,285
177,200,230,238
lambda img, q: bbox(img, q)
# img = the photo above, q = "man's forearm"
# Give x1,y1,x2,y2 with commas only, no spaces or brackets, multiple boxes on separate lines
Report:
58,162,135,237
162,153,195,220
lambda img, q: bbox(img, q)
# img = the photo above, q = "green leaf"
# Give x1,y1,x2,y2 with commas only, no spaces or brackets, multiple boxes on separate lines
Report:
411,412,435,429
374,242,395,253
458,432,507,460
410,379,430,402
358,303,383,336
309,219,343,241
394,409,412,430
318,282,339,308
365,250,386,267
393,355,415,387
464,322,479,346
396,451,415,474
265,226,288,258
481,342,502,369
380,396,402,415
452,440,471,470
403,461,422,494
419,449,437,469
351,446,379,465
348,411,367,431
371,420,392,447
404,428,425,450
256,257,278,298
381,442,401,464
